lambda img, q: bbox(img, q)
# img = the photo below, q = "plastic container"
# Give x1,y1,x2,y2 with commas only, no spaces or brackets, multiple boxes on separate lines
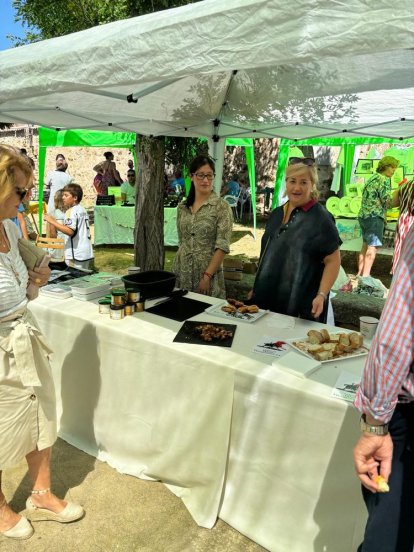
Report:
121,270,175,300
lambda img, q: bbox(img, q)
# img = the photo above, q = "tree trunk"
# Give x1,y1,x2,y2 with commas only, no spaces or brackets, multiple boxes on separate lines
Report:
134,136,165,271
299,146,314,159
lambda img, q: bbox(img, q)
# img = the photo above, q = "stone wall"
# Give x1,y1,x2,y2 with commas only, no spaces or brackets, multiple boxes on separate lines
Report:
0,126,133,208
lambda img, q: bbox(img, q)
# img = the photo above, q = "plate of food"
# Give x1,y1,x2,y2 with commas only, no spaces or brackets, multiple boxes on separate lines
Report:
290,329,368,363
173,321,236,347
205,298,267,323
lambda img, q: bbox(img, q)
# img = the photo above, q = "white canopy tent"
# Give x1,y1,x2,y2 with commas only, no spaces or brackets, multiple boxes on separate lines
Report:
0,0,413,191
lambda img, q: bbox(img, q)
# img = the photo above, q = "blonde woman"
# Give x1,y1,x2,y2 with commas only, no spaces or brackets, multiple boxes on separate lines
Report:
0,145,83,540
357,155,399,277
250,159,341,321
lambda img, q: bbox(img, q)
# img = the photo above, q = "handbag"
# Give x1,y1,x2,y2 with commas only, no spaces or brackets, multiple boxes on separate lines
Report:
18,238,47,271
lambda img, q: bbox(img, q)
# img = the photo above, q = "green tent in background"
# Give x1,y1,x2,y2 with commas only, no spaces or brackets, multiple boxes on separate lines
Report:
273,136,414,208
37,127,136,231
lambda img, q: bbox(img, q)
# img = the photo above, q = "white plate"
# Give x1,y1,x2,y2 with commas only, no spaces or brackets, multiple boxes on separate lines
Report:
205,301,268,324
289,333,369,363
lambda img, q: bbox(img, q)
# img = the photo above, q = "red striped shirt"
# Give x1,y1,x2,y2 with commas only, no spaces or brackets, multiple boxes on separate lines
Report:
355,225,414,423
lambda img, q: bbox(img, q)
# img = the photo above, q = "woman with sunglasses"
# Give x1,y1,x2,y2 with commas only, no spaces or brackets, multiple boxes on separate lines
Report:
173,155,233,298
0,145,84,540
250,158,341,321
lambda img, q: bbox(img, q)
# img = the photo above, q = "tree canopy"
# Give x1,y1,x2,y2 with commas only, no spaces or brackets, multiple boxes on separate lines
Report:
10,0,199,45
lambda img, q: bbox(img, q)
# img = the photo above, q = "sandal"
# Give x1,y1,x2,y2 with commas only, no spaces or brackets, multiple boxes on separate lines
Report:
0,499,33,540
25,489,84,523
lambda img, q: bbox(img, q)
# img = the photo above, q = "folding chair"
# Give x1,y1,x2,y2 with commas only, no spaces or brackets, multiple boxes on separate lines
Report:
223,194,240,222
28,202,48,235
36,236,65,262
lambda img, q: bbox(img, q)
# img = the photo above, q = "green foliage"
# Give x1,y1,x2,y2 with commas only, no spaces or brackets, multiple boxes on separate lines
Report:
164,137,208,172
10,0,200,44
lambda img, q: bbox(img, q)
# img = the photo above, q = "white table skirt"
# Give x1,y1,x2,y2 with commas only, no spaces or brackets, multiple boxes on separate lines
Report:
94,206,178,246
29,293,367,552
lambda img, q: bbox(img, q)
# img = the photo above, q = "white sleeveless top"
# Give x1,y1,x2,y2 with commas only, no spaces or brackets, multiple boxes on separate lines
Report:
0,220,29,317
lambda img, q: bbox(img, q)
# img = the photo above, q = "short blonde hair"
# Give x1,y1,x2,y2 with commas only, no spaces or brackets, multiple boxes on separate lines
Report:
285,163,319,200
0,144,33,203
377,156,400,174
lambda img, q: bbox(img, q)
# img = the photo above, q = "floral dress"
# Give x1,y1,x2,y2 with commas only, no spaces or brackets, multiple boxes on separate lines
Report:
173,193,233,298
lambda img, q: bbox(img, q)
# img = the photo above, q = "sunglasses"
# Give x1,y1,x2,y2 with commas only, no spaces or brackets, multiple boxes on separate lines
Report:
288,157,315,166
15,187,29,201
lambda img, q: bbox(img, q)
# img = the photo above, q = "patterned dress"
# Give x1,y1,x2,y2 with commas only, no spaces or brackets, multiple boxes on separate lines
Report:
392,183,414,273
359,173,392,221
173,193,233,298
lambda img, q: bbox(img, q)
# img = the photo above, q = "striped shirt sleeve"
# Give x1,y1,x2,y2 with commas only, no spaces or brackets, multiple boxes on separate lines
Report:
355,225,414,423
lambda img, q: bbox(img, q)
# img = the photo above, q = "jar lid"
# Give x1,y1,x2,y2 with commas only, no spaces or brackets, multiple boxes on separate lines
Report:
110,304,124,310
111,289,126,296
126,288,138,292
98,299,112,305
125,301,135,306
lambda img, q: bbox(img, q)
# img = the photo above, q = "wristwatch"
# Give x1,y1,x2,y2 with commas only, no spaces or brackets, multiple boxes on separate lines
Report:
360,414,389,436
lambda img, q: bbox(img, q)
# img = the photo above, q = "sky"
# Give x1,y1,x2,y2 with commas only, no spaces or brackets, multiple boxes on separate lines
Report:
0,0,30,51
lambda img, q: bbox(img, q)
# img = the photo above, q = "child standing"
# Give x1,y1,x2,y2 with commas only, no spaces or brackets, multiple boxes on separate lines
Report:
44,183,93,269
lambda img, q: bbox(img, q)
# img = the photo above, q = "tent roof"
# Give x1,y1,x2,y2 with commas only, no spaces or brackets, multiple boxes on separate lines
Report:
0,0,413,140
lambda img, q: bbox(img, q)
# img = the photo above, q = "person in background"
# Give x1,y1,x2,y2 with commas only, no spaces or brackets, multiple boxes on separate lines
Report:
170,170,185,196
357,156,399,277
173,155,233,298
44,183,93,270
92,165,106,198
221,174,240,198
0,145,84,541
390,178,414,274
46,189,66,262
249,158,341,321
353,224,414,552
45,157,73,213
120,169,136,205
93,151,122,189
127,159,134,171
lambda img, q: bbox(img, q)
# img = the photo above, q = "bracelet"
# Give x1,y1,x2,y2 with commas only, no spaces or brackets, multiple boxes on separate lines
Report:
203,272,213,280
317,290,327,300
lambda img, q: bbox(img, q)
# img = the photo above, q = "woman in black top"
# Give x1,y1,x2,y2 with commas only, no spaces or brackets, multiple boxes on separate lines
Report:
251,159,341,322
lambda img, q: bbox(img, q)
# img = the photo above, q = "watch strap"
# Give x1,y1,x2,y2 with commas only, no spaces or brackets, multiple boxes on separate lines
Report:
360,415,389,436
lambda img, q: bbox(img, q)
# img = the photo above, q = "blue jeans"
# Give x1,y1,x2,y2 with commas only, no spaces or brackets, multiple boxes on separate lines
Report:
358,402,414,552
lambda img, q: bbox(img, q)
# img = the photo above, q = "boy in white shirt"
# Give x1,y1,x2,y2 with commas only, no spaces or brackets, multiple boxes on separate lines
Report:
44,183,93,269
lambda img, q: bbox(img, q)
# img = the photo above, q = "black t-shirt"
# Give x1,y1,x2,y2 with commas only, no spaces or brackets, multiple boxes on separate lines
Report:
253,202,341,320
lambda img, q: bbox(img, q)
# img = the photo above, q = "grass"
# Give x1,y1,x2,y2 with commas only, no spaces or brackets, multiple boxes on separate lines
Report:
93,245,178,274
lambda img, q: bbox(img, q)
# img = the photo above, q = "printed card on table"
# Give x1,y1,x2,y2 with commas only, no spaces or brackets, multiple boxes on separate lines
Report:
331,371,361,403
253,335,290,358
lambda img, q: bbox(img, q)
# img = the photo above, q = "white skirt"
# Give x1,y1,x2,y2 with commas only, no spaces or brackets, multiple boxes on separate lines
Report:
0,309,57,469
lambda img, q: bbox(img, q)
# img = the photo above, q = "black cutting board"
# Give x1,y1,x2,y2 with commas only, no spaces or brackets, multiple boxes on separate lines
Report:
173,321,236,347
145,296,211,322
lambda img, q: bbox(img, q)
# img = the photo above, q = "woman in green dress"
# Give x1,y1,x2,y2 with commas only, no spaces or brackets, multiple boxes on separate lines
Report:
173,156,233,298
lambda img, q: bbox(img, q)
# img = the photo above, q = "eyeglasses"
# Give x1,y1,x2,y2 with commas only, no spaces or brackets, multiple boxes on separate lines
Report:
288,157,315,166
15,188,29,200
194,173,215,181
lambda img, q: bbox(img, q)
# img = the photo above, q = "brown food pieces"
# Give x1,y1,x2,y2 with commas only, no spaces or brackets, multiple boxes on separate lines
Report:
222,299,260,315
303,329,364,360
195,324,233,342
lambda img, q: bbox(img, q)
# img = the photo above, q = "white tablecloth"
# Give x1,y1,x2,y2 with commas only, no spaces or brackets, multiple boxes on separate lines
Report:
94,206,178,246
29,293,367,552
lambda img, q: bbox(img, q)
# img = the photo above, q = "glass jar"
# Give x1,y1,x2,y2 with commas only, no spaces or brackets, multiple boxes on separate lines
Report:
124,302,135,316
126,288,140,302
110,304,124,320
111,289,126,306
98,299,111,314
135,300,145,312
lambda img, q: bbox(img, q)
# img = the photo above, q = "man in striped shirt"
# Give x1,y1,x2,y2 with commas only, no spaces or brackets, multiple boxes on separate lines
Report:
354,224,414,552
